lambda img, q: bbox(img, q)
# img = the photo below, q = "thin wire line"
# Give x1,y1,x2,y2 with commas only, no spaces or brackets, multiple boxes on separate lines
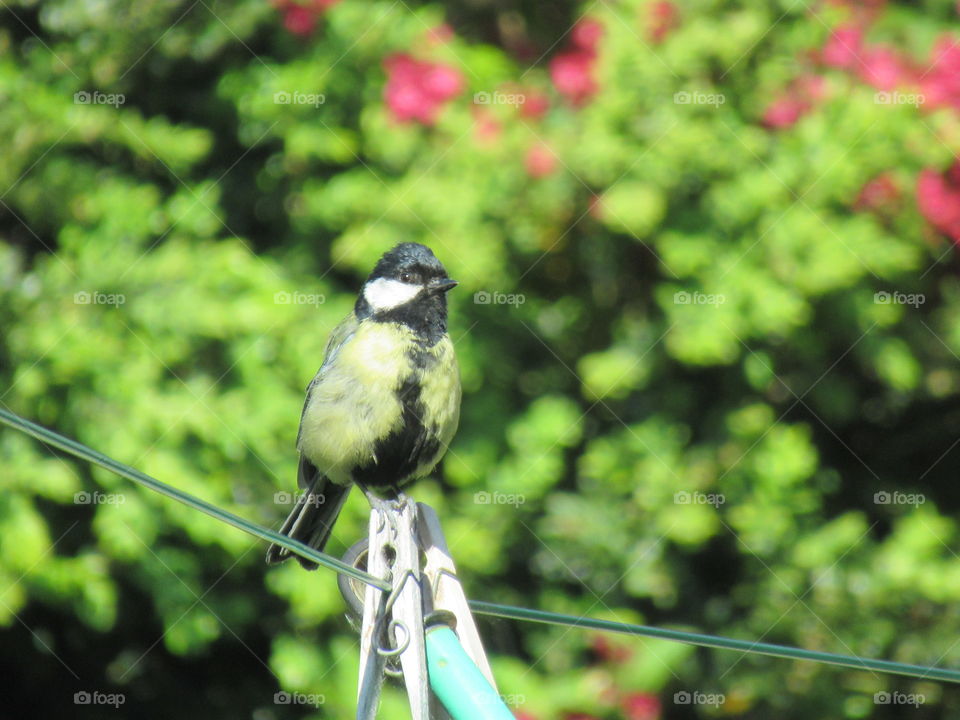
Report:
2,407,959,685
467,602,960,684
0,407,388,591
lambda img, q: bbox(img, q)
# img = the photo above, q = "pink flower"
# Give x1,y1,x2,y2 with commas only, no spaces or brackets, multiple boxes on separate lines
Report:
283,5,316,35
550,49,598,105
570,18,604,52
276,0,339,36
422,64,462,99
761,73,826,130
822,25,863,69
857,45,910,90
917,162,960,243
762,97,809,128
622,692,662,720
525,144,557,178
647,1,680,44
550,18,602,106
920,35,960,112
383,53,464,125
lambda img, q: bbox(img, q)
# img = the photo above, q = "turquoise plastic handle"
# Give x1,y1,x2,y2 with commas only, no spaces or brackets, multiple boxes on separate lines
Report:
426,625,514,719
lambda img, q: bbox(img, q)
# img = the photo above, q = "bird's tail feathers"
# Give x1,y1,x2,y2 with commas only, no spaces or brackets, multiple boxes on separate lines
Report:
265,478,351,569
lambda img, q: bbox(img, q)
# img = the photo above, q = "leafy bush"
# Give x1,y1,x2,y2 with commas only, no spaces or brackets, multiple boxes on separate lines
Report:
3,0,960,718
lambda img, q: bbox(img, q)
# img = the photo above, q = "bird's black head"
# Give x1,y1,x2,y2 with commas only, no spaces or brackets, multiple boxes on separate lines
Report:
355,243,457,343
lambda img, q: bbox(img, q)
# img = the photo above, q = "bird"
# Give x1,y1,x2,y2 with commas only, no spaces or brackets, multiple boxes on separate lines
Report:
266,242,461,569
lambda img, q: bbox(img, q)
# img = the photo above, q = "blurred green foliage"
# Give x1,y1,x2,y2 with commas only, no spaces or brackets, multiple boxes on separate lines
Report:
2,0,960,718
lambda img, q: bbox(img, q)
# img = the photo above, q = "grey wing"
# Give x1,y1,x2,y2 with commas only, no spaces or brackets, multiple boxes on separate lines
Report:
295,312,359,463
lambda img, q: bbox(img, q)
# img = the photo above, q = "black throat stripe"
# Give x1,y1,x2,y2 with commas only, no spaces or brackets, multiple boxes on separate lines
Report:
350,347,441,492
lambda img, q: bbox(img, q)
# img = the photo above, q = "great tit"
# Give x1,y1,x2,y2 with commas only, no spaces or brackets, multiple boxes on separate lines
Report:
266,243,461,569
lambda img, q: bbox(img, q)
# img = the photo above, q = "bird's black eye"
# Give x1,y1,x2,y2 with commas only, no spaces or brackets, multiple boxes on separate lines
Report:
400,272,412,283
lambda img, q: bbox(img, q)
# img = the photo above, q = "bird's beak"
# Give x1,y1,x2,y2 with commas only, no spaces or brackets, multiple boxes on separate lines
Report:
428,278,458,295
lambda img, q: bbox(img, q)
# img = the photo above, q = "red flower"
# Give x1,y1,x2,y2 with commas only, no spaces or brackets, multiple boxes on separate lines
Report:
761,74,825,129
383,53,464,125
857,45,910,90
276,0,339,36
622,692,662,720
550,50,598,106
550,18,602,106
283,5,316,36
822,25,863,70
854,173,900,212
422,64,463,99
647,1,680,44
763,98,808,128
917,162,960,243
920,35,960,112
570,18,604,52
519,89,550,120
525,144,558,178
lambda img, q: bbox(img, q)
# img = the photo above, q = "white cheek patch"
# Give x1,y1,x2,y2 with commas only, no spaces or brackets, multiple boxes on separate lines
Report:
364,277,422,311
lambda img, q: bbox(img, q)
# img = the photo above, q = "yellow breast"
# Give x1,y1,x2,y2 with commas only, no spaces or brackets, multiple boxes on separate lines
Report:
297,320,461,486
298,322,414,483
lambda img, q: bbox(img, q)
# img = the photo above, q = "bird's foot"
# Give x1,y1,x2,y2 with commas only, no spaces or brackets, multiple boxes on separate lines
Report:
363,488,410,513
363,489,416,538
